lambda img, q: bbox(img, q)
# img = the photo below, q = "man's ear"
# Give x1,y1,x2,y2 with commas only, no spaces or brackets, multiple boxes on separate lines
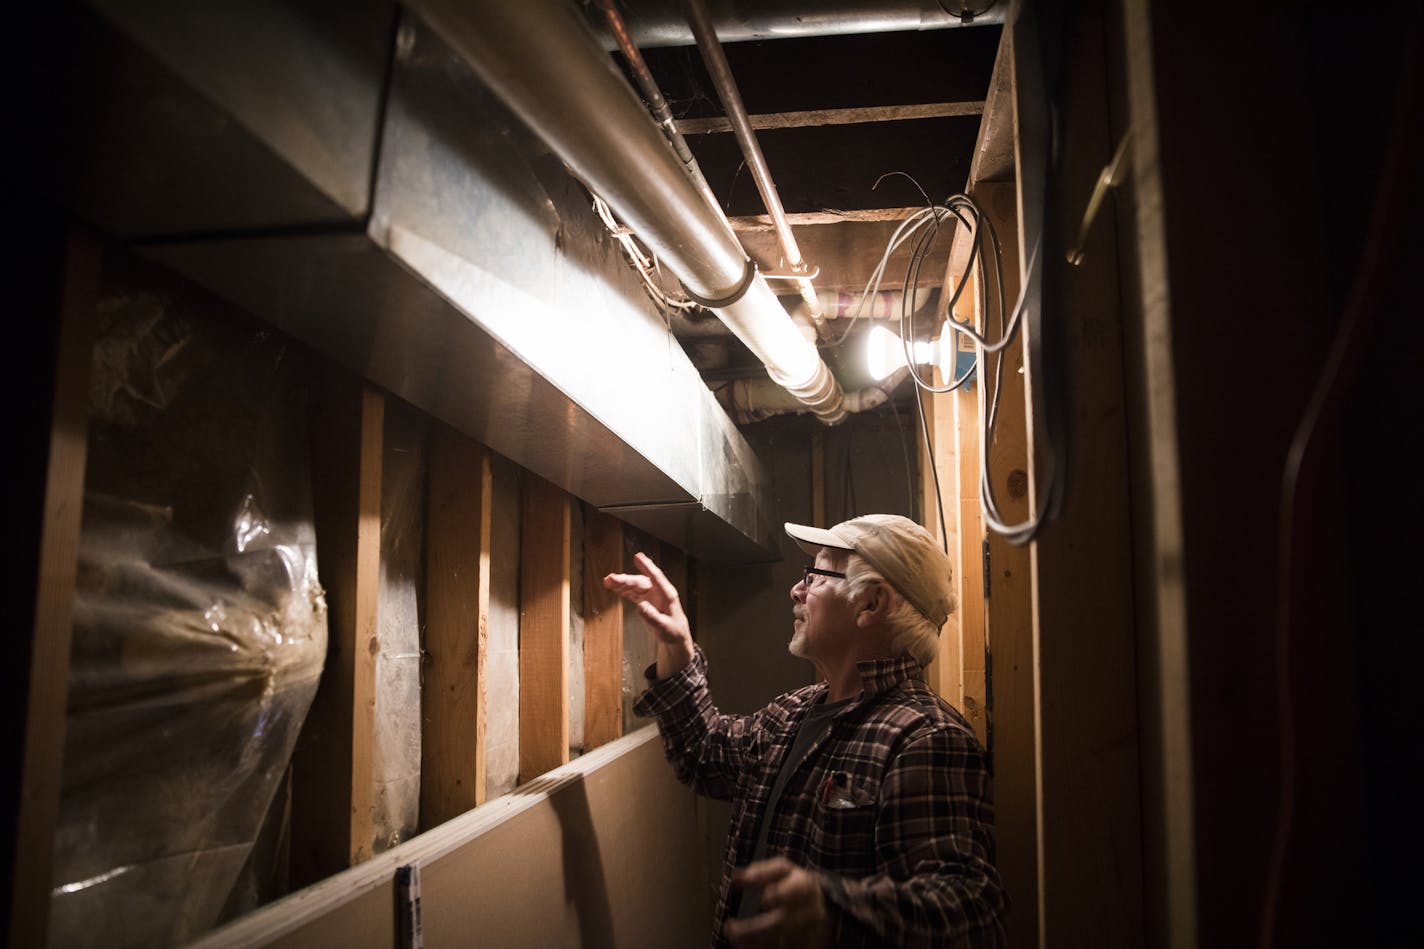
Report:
855,582,891,628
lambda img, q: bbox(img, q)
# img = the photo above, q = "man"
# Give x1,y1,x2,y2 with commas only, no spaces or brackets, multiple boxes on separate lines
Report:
604,514,1007,948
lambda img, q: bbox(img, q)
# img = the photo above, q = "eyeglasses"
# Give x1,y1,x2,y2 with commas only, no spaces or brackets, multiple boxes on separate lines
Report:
802,564,847,588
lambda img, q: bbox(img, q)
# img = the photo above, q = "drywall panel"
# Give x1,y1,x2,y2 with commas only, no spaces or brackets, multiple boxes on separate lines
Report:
193,728,709,949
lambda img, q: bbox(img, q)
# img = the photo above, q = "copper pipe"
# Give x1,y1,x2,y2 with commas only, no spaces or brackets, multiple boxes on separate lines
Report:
682,0,825,324
595,0,721,216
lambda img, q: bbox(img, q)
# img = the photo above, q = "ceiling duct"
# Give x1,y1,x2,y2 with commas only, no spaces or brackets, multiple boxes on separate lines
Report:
409,0,849,425
31,2,780,561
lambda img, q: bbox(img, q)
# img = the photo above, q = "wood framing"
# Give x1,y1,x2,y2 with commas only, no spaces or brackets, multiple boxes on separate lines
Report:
292,373,384,884
677,100,985,134
1020,11,1142,944
973,178,1039,947
735,218,949,292
919,375,961,705
518,473,571,781
952,273,987,745
728,207,925,231
582,507,624,751
8,231,100,949
420,425,492,827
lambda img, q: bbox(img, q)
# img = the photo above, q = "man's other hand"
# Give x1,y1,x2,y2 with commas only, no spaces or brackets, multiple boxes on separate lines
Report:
603,551,693,678
724,857,833,949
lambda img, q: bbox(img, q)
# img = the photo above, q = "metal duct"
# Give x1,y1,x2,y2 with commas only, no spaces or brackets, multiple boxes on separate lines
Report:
409,0,848,425
44,3,780,562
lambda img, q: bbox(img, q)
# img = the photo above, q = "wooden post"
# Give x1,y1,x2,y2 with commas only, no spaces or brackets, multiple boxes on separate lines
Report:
953,275,988,745
7,231,99,949
920,372,961,705
1019,12,1142,944
420,426,491,828
973,178,1039,946
519,473,571,781
292,372,384,884
582,508,625,751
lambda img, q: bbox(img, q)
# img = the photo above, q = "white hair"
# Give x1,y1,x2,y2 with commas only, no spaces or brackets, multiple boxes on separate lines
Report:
839,552,941,667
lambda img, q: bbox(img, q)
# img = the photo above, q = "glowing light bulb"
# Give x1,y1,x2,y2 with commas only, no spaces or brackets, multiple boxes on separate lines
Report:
866,324,937,381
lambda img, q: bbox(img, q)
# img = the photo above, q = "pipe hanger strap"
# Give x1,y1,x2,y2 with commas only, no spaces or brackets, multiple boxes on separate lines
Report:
682,258,757,310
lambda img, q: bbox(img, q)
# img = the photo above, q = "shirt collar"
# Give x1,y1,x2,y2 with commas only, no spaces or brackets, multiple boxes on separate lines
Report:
852,653,924,701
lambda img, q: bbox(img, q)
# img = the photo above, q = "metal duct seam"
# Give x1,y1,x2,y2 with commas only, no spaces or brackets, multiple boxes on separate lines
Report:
409,0,846,424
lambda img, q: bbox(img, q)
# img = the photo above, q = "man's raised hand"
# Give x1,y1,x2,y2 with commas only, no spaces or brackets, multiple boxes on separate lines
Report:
603,551,694,677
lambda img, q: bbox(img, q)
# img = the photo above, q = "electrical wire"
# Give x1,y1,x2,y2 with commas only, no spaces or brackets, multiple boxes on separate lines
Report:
591,193,699,312
882,184,1053,545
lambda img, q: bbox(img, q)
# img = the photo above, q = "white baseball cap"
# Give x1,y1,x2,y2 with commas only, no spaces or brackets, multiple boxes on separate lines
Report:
785,514,954,628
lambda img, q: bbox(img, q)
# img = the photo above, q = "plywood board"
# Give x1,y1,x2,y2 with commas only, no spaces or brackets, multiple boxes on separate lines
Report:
421,425,491,826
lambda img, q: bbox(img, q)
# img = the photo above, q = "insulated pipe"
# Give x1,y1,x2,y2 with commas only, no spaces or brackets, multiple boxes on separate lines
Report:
683,0,824,325
410,0,846,424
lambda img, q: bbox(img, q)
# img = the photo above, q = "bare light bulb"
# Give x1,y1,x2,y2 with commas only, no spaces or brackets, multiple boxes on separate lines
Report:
866,324,938,381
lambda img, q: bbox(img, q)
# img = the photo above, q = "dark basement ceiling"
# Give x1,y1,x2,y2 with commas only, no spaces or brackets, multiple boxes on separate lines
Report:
596,16,1004,391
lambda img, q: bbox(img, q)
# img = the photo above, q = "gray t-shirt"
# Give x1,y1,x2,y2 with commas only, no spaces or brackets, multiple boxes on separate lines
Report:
735,694,853,919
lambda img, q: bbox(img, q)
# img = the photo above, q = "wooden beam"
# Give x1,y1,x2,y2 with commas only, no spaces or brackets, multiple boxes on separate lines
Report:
728,207,925,231
676,100,985,135
1022,12,1142,945
582,508,624,751
736,218,950,292
518,473,571,781
420,425,491,828
8,231,99,949
292,372,384,884
969,35,1018,185
919,372,961,706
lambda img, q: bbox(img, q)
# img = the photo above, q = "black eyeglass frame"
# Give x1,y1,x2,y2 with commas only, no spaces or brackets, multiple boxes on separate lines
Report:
802,564,848,587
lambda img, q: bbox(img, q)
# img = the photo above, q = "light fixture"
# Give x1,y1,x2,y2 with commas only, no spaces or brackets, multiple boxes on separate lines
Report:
866,323,961,382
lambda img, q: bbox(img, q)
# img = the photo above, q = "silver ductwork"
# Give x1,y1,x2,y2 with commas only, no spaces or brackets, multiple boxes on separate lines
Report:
37,1,784,561
410,0,848,425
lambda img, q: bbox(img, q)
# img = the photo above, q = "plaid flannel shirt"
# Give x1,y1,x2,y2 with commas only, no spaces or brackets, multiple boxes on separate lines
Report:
634,647,1007,948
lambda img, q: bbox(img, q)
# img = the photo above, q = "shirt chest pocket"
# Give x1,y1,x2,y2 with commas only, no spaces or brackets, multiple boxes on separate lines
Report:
807,778,879,875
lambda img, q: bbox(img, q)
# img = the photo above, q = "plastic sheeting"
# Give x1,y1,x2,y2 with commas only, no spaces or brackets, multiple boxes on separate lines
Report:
50,278,326,947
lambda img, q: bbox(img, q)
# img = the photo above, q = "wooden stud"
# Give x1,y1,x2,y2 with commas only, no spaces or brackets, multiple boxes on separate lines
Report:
420,425,491,828
952,278,988,745
973,178,1040,947
518,473,571,781
582,508,624,751
292,371,384,884
8,231,99,949
919,372,961,706
1019,12,1142,945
